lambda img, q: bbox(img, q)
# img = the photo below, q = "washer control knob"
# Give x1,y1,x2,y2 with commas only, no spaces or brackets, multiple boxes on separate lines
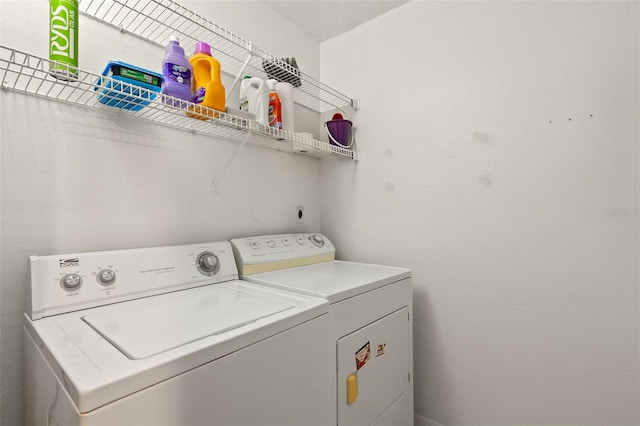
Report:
197,252,220,274
250,241,260,250
296,236,305,245
61,273,82,291
310,234,325,247
267,240,276,248
97,269,116,286
282,239,290,247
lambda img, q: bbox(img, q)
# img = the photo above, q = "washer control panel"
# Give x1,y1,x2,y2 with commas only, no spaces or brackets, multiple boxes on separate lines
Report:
27,241,237,320
231,233,335,275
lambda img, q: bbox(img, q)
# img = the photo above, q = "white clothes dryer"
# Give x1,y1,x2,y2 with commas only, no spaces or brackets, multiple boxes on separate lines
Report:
24,241,332,426
231,233,414,426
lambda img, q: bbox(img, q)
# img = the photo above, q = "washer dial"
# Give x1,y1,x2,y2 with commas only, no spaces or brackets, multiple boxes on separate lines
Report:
97,269,116,286
61,273,82,291
197,251,220,275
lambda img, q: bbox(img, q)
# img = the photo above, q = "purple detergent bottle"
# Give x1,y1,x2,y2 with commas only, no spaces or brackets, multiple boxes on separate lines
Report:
161,35,192,107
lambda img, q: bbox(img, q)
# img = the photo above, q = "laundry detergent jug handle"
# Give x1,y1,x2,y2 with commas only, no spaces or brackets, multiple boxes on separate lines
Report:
209,58,221,83
191,56,209,83
250,79,261,90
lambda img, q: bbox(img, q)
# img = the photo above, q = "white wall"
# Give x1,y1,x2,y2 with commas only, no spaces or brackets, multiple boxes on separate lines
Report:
321,1,640,425
0,1,322,425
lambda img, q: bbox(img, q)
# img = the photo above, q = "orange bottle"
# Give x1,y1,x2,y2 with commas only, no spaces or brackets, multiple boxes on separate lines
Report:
188,42,225,119
266,79,282,129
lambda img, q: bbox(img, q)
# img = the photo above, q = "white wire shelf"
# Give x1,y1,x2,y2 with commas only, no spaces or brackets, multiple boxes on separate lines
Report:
79,0,360,113
0,46,359,160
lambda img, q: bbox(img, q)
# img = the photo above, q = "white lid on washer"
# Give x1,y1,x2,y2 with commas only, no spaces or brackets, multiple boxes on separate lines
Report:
83,285,294,359
26,280,328,413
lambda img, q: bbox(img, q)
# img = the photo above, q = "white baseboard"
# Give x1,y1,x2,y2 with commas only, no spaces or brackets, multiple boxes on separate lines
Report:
414,414,445,426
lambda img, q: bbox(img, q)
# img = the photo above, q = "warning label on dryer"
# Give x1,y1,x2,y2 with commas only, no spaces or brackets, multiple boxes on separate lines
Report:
355,342,371,370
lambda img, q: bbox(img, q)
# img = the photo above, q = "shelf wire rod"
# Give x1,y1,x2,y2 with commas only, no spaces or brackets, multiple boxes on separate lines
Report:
129,0,156,31
0,50,12,86
144,3,174,42
158,0,251,52
129,0,158,32
102,0,119,23
32,59,49,96
90,0,114,24
23,61,44,97
122,1,164,41
225,53,252,104
43,72,59,99
142,105,165,122
70,78,91,104
210,130,251,194
110,0,135,30
163,5,187,36
21,63,37,95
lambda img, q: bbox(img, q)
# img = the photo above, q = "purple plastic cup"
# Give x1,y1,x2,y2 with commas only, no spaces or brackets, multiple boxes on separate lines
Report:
325,119,353,148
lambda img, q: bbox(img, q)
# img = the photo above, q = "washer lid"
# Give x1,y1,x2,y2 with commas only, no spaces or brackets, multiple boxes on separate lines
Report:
83,285,294,359
243,260,411,304
25,280,328,413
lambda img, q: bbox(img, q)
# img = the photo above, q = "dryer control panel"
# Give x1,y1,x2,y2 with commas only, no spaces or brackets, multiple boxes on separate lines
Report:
27,241,237,320
231,233,335,275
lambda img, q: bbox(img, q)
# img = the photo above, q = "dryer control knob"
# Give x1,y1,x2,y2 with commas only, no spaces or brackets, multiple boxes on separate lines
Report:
61,273,82,291
310,234,325,247
197,252,220,274
97,269,116,286
296,236,305,245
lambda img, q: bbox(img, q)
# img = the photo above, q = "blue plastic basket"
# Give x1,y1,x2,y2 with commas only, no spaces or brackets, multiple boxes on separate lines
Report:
95,61,163,111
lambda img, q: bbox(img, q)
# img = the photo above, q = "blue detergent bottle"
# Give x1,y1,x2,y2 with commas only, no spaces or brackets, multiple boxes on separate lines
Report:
161,35,192,107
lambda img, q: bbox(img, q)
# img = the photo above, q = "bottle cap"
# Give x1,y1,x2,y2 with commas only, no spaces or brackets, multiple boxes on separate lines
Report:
194,41,211,56
266,79,277,91
169,35,180,44
243,75,251,79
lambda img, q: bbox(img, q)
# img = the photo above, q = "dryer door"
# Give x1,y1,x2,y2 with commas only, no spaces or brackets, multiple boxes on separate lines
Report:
337,307,410,426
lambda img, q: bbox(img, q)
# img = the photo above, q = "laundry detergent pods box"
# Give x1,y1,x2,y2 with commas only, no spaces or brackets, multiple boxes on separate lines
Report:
95,61,163,111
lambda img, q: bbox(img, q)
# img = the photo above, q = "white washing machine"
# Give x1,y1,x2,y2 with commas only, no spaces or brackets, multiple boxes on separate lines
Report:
231,233,414,426
24,240,333,426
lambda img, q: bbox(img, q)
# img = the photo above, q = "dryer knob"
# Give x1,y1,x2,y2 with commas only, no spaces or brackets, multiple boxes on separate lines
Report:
198,252,220,274
310,234,325,247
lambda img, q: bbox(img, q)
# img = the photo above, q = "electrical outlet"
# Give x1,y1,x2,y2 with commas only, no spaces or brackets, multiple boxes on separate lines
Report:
296,205,304,224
